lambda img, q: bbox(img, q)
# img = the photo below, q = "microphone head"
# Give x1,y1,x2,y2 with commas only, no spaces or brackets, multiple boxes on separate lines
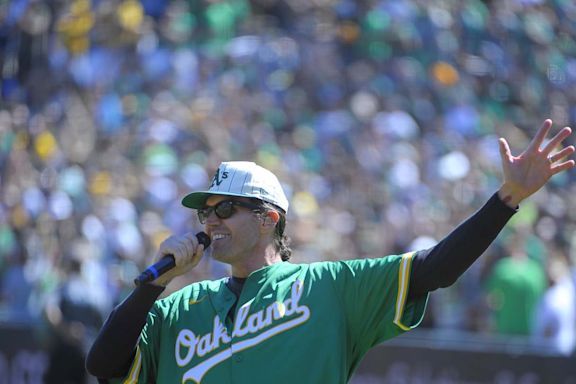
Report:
196,232,211,248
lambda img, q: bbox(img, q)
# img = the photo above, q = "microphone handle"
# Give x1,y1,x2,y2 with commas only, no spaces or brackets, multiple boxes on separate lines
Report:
134,256,175,287
134,232,211,287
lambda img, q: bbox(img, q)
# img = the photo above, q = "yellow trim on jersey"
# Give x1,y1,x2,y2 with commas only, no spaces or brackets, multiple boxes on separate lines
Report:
393,252,414,331
123,345,143,384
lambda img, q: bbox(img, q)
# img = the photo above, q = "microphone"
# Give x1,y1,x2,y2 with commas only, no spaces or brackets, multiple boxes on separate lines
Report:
134,232,211,286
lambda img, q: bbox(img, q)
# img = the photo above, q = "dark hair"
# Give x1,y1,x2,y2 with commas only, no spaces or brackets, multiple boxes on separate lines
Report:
252,199,292,261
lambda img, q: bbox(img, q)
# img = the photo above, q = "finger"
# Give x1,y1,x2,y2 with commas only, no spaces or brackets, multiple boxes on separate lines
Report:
499,137,512,163
527,119,553,152
184,232,207,254
551,159,576,175
183,232,199,250
159,238,179,259
548,145,576,163
177,233,201,264
182,232,207,265
542,127,573,154
172,243,190,267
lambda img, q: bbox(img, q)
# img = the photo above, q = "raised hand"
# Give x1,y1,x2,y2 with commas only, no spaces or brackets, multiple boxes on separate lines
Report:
151,232,207,287
498,119,575,207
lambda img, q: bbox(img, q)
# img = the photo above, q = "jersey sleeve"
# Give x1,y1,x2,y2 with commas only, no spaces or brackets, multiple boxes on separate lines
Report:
107,305,164,384
319,253,428,350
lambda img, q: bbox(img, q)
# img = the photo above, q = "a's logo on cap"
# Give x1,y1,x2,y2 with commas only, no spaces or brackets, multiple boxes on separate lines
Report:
210,168,229,188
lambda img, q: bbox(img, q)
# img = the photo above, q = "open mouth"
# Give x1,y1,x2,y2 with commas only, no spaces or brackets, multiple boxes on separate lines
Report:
212,234,229,241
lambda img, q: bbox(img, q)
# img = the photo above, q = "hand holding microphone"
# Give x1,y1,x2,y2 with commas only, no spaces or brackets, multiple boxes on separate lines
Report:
134,232,211,287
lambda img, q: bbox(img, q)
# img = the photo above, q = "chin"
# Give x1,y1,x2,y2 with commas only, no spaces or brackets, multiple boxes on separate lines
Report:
211,251,231,264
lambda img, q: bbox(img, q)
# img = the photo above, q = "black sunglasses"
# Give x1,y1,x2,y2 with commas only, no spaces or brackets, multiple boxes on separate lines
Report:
197,200,264,224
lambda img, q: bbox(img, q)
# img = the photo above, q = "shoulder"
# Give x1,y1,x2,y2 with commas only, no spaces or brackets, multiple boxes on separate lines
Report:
156,278,226,307
303,254,407,278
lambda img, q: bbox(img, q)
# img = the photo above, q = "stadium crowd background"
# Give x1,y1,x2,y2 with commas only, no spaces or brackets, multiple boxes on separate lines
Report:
1,0,576,376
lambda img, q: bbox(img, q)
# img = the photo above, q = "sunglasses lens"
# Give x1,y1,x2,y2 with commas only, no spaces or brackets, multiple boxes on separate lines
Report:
215,201,234,219
197,208,210,223
198,201,235,223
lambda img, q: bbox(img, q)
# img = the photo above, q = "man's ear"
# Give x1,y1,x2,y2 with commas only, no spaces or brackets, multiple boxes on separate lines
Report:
262,210,280,228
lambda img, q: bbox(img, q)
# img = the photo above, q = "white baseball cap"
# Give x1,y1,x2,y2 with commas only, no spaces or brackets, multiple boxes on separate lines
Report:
182,161,289,212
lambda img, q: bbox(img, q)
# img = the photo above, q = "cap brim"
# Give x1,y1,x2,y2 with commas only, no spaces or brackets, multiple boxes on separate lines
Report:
181,191,256,209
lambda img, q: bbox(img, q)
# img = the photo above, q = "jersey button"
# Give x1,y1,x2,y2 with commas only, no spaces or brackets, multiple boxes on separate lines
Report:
234,354,243,363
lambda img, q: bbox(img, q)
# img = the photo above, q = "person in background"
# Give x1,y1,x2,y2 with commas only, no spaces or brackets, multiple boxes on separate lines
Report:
531,246,576,355
484,233,547,335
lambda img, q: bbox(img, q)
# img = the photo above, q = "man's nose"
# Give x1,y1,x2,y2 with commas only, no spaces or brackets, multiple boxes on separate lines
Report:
204,209,221,224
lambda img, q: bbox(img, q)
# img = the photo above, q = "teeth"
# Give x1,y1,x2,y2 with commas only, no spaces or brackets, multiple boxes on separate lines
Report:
212,234,227,240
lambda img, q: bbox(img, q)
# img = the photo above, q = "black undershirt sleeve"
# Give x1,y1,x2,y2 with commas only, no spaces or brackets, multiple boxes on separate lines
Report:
85,283,165,379
408,192,517,299
86,278,246,380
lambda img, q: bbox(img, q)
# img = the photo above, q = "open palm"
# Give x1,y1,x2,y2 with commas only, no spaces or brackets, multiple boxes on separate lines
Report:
498,119,575,206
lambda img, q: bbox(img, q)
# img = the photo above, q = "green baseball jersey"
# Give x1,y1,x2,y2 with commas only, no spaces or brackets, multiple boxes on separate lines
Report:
113,252,428,384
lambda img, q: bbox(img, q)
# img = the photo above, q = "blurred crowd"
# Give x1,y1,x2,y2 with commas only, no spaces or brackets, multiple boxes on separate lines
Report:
1,0,576,370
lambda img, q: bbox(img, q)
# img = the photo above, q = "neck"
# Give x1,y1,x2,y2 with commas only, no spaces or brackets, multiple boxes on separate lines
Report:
231,247,282,278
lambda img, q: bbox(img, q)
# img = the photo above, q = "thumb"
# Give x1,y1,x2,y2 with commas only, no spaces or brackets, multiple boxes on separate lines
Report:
498,138,512,165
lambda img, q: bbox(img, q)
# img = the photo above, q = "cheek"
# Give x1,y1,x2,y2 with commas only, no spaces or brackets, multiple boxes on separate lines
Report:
234,217,261,245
